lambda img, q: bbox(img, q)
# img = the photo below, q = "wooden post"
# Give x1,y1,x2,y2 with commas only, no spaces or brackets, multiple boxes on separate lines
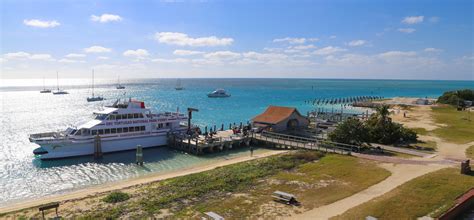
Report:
94,134,102,159
136,145,143,166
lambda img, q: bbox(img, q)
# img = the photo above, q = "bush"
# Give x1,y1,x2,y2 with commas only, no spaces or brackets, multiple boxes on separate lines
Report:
438,89,474,106
329,118,368,145
103,191,130,203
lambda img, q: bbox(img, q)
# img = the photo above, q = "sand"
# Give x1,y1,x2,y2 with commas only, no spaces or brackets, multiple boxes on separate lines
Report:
0,149,287,215
287,163,448,220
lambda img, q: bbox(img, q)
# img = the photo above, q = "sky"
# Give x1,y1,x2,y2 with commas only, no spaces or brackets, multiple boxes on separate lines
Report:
0,0,473,80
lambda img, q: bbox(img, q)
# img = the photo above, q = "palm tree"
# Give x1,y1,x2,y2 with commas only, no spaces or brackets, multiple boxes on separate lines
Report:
375,105,390,125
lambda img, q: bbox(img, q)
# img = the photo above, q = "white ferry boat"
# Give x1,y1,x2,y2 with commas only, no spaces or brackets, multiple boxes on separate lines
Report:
29,98,188,160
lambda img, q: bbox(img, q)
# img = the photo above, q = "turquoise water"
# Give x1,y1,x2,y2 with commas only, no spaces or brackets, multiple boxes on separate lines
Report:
0,78,472,207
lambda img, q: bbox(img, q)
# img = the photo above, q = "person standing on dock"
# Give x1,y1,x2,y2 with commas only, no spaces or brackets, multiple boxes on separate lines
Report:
250,145,254,157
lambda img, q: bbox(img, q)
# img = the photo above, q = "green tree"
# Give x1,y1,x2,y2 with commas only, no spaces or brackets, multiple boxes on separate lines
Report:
329,117,368,145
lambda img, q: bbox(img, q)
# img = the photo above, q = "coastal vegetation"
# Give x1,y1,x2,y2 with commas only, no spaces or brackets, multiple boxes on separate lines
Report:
437,89,474,106
103,192,130,203
329,105,417,145
334,168,474,219
431,105,474,144
34,152,391,219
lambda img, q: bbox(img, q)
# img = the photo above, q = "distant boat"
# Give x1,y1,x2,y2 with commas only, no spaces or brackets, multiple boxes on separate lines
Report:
39,77,51,93
52,71,68,95
207,88,231,98
175,78,184,90
116,76,125,89
87,69,104,102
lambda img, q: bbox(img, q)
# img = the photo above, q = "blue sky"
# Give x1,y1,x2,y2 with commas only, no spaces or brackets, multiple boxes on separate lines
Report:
1,0,473,80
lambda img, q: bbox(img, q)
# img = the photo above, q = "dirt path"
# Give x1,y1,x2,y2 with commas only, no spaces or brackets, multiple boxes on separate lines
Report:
0,149,287,215
287,163,448,220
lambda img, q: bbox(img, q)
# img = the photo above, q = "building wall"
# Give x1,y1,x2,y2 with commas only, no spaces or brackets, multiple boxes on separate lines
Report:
270,112,309,132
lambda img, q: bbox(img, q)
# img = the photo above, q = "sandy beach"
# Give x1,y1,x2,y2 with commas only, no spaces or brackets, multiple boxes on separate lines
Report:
0,149,287,215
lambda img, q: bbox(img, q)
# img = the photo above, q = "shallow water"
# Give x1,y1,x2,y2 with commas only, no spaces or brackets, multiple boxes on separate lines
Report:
0,78,472,206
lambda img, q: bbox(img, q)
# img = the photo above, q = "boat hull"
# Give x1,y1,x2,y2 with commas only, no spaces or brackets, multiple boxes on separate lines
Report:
35,133,169,160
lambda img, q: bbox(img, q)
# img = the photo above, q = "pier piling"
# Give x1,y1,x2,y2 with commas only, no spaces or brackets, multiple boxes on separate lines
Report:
136,145,143,166
93,135,102,159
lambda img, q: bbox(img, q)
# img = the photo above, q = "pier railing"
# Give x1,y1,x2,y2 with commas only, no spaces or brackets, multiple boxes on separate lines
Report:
254,131,360,154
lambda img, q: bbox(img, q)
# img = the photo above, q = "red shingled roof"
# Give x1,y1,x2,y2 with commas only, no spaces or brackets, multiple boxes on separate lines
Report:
252,106,302,124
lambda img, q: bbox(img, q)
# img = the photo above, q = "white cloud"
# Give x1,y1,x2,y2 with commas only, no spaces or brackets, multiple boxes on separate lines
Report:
273,37,306,44
204,51,241,60
4,51,31,59
123,49,150,57
424,48,443,53
378,51,417,58
313,46,347,55
84,46,112,53
402,16,424,24
58,58,84,63
173,49,204,56
65,53,86,58
329,35,337,39
152,58,189,63
97,56,109,60
90,14,122,23
23,19,60,28
398,28,416,33
308,38,319,42
155,32,233,47
30,54,53,60
348,40,367,47
292,44,316,50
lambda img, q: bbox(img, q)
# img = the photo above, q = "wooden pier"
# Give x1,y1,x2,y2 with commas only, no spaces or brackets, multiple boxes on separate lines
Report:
253,131,360,155
168,129,252,155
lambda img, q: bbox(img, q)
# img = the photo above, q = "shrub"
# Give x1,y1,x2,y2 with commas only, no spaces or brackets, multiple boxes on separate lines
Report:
328,118,369,145
103,191,130,203
438,89,474,106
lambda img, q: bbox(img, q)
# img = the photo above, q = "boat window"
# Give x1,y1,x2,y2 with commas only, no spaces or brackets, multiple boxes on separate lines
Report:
166,122,170,127
109,115,116,120
123,127,129,133
129,127,135,132
105,129,110,134
111,128,116,134
158,123,163,128
98,130,104,135
95,114,108,120
75,129,82,136
127,114,133,119
117,128,122,133
135,126,140,131
83,129,90,135
139,113,144,118
92,130,97,135
134,113,139,118
116,114,122,120
140,126,145,131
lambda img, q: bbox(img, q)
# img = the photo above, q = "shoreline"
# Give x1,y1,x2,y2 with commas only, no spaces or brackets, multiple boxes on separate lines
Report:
0,149,287,214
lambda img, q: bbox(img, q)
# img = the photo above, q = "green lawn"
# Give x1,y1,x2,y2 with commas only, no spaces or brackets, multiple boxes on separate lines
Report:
431,106,474,144
466,145,474,159
333,168,474,220
71,152,390,219
411,127,429,136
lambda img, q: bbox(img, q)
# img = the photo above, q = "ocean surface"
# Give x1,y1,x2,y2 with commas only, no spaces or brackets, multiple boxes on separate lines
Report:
0,78,472,207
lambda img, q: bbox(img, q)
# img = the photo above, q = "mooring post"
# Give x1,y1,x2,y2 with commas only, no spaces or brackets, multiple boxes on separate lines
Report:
136,145,143,166
221,124,224,131
214,125,217,132
94,134,102,159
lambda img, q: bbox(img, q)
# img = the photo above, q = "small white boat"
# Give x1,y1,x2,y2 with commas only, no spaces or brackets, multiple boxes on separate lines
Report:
116,76,125,89
87,69,104,102
175,78,184,90
40,77,51,93
207,89,231,98
53,71,68,95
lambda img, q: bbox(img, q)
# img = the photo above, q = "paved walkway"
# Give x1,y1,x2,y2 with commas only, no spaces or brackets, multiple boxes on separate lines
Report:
371,143,434,158
353,153,455,165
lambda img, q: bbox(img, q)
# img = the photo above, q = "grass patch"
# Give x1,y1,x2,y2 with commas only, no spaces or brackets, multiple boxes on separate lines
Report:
75,152,390,219
411,127,429,136
102,191,130,203
431,106,474,144
334,168,474,220
466,145,474,159
406,140,437,152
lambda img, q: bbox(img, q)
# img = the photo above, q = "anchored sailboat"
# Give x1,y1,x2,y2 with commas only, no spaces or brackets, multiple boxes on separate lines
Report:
175,78,184,90
116,76,125,89
87,69,104,102
39,77,51,93
52,71,68,95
